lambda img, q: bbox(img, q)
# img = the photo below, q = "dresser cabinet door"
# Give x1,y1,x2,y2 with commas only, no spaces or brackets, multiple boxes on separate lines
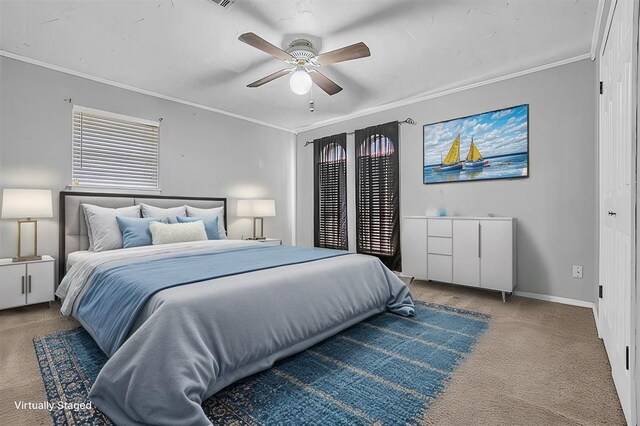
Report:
452,220,480,287
0,264,27,310
402,218,427,279
480,220,513,291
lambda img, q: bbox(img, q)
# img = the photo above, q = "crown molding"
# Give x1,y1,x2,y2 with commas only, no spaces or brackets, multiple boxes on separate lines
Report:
2,49,591,136
590,0,606,60
293,53,591,134
0,50,295,134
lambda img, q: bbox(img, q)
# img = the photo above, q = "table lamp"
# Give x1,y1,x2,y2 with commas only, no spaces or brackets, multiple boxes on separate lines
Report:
1,189,53,262
237,199,276,240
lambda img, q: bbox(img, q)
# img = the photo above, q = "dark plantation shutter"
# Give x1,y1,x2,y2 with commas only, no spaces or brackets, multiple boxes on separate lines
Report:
355,121,400,270
314,133,348,250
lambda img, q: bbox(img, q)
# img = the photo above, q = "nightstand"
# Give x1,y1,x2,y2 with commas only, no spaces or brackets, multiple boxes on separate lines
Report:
251,238,282,246
0,255,55,310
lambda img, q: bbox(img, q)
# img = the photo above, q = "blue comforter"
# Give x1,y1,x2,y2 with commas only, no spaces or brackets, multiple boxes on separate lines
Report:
78,245,354,357
62,241,414,425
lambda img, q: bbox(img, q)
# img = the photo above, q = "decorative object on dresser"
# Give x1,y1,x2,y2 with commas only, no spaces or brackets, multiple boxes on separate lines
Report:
1,189,53,262
402,216,516,302
0,256,55,310
237,199,276,240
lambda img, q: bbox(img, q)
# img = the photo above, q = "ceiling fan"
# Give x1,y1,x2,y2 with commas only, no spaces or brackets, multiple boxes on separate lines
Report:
238,32,371,96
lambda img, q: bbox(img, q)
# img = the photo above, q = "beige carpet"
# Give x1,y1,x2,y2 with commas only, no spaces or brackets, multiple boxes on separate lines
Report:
0,280,626,425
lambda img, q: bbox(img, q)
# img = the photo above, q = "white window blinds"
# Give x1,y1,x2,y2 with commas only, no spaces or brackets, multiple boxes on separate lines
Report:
72,106,160,190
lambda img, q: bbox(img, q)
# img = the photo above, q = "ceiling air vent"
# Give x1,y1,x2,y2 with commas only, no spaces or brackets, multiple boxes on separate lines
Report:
209,0,235,7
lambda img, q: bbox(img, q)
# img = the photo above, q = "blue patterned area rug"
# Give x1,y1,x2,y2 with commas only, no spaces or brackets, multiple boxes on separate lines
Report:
34,301,489,425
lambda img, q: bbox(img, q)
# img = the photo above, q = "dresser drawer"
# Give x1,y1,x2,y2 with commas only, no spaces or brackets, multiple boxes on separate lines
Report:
428,237,452,255
428,219,452,237
428,254,452,282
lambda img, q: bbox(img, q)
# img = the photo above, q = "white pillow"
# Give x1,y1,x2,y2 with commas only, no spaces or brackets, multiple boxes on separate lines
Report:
149,221,208,245
185,205,227,239
140,203,186,219
82,204,141,252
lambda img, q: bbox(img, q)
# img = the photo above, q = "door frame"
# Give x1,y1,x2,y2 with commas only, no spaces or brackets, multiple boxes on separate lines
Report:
629,0,640,425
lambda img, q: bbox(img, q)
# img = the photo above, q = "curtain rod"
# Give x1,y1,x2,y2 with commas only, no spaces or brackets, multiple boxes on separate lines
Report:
303,118,416,147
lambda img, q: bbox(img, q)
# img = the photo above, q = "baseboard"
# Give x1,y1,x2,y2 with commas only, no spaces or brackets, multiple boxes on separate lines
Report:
592,305,601,339
513,290,595,309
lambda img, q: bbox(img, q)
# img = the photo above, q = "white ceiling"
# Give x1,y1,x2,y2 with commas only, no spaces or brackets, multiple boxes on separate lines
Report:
0,0,598,132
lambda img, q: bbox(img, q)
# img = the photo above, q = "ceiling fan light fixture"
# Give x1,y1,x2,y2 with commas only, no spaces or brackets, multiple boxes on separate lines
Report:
289,69,312,95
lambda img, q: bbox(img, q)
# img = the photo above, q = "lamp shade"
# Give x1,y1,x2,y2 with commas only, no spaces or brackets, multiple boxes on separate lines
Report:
1,189,53,219
237,199,276,217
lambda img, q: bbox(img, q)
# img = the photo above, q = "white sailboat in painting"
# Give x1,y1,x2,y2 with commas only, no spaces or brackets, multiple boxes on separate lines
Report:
463,138,488,170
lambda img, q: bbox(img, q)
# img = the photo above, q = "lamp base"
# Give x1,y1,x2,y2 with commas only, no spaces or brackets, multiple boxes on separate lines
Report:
13,255,42,263
246,237,267,241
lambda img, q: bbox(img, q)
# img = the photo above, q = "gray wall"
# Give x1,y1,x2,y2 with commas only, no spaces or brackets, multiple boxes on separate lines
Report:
296,59,597,303
0,56,296,260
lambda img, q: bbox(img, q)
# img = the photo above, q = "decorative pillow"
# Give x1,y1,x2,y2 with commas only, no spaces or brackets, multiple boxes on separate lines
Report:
176,216,220,240
140,203,186,220
149,221,208,245
117,217,168,248
82,204,141,252
185,206,227,239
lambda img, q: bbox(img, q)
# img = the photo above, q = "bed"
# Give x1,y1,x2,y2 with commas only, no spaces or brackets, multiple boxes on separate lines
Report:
56,191,414,425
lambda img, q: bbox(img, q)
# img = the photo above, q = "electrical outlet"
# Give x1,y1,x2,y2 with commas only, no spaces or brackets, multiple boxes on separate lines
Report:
572,265,583,279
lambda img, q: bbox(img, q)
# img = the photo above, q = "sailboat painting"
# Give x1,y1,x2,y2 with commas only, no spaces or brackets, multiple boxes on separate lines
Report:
423,104,529,184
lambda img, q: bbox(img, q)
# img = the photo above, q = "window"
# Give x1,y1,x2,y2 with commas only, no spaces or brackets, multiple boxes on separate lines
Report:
72,106,160,190
314,133,348,250
355,121,400,270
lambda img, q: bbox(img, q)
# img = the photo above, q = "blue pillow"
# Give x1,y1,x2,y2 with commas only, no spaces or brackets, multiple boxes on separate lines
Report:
176,216,220,240
117,216,168,248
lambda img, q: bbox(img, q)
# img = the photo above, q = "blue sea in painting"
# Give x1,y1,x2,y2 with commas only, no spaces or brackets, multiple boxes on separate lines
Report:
423,153,528,184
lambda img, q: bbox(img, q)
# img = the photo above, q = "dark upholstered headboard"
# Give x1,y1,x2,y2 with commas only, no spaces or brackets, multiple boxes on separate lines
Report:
58,191,227,281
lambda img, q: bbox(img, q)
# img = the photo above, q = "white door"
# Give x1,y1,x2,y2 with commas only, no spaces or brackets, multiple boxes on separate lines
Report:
26,262,54,305
401,218,427,280
599,0,636,422
452,220,480,287
480,220,513,292
0,264,27,310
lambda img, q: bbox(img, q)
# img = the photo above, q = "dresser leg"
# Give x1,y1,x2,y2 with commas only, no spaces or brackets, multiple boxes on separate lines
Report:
501,291,506,303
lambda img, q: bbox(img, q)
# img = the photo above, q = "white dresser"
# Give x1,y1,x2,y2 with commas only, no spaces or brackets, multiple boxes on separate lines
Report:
402,216,516,301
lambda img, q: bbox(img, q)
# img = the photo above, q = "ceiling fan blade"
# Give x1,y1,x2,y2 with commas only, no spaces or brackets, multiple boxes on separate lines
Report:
238,32,295,62
314,42,370,66
309,71,343,95
247,68,291,88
